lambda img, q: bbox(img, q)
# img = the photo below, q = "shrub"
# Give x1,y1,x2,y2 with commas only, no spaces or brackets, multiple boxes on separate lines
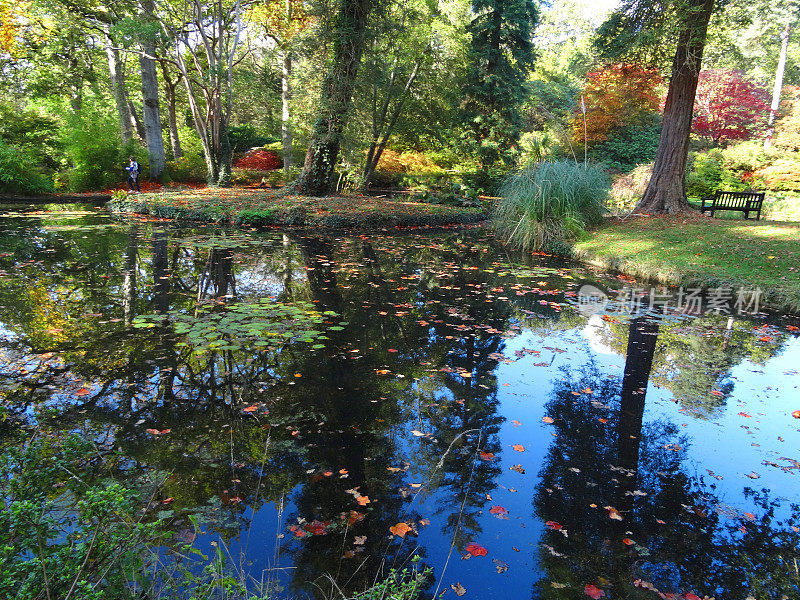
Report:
167,152,208,183
226,124,277,152
755,158,800,192
686,142,771,197
494,160,609,251
236,208,278,226
593,118,661,172
234,148,281,170
0,139,54,194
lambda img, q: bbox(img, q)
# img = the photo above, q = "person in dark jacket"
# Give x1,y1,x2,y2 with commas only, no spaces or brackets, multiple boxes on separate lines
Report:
126,156,141,192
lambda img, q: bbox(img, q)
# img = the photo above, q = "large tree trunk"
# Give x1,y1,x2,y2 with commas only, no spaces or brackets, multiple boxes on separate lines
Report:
162,70,183,159
635,0,715,214
765,23,791,149
139,0,166,181
295,0,374,196
127,99,147,142
106,41,133,144
281,50,293,174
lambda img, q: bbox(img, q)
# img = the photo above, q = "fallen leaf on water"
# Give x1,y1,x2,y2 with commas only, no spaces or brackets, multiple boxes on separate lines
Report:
622,538,634,545
242,405,259,413
510,464,525,474
410,430,425,437
465,542,488,556
744,471,761,479
604,506,623,521
711,390,724,397
542,416,554,424
545,521,562,530
146,428,171,435
75,388,91,397
356,495,370,506
354,535,366,545
451,582,466,596
511,419,522,426
389,522,412,538
512,444,525,452
684,594,701,600
489,505,509,516
585,584,605,599
479,451,495,461
792,410,800,419
493,558,509,573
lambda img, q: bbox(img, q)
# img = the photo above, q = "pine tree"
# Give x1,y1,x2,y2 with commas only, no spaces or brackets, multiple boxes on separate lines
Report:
461,0,538,184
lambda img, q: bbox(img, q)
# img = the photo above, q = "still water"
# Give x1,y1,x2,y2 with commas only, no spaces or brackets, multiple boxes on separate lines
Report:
1,204,799,599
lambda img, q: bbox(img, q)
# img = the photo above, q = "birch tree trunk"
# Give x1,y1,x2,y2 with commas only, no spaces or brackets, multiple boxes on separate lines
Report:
281,50,293,173
161,64,183,159
765,23,791,149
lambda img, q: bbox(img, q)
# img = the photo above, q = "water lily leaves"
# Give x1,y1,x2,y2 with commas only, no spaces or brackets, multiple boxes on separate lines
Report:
133,299,338,355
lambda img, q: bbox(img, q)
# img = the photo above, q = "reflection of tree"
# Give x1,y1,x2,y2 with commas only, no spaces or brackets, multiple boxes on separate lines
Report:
533,315,800,598
600,315,787,417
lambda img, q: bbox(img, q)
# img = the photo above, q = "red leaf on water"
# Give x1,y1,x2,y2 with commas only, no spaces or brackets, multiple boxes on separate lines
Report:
479,451,495,461
390,522,412,538
75,388,91,397
465,542,488,556
684,593,701,600
489,506,509,515
792,410,800,419
545,521,562,530
585,584,605,599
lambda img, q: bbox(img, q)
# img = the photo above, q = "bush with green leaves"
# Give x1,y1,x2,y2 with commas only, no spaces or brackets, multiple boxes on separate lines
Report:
0,434,165,599
685,142,772,198
593,118,661,173
494,159,609,251
61,108,138,192
0,138,54,194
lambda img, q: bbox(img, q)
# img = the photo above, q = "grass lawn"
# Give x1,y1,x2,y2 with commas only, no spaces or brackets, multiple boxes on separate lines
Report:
573,214,800,312
108,186,487,228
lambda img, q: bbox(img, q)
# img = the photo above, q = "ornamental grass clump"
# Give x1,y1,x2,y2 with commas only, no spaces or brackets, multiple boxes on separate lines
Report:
494,160,610,251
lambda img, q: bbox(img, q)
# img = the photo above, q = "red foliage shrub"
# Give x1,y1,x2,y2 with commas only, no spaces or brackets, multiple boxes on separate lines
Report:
234,149,281,171
692,70,770,146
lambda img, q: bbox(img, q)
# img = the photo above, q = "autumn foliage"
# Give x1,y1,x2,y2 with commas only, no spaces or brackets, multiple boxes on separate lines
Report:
692,70,770,146
572,63,662,144
234,148,281,171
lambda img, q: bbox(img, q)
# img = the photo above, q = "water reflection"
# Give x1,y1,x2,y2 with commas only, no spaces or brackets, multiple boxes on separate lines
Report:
0,207,798,599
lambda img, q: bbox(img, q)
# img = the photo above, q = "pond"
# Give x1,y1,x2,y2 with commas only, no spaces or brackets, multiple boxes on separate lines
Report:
1,204,799,599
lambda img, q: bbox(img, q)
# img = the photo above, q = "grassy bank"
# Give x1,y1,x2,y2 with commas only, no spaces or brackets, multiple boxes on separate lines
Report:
108,187,487,229
571,215,800,313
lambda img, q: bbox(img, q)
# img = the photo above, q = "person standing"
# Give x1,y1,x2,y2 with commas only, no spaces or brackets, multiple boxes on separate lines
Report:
126,156,141,192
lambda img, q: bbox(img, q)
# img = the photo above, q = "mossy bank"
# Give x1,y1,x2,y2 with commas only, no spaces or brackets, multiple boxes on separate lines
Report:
108,187,487,229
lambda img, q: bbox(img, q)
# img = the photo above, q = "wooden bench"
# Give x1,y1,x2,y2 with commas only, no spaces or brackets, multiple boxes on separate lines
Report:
700,191,765,220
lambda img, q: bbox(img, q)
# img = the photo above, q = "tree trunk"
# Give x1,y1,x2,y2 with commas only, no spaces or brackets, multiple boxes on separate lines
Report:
765,23,791,149
127,99,147,142
635,0,715,214
162,67,183,159
106,42,133,144
295,0,374,196
281,50,293,174
139,0,166,181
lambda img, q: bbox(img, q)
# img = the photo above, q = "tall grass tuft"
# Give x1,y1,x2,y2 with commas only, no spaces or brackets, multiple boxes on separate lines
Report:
493,160,610,251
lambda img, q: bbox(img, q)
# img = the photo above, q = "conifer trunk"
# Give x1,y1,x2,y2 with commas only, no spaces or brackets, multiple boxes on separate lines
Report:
635,0,714,214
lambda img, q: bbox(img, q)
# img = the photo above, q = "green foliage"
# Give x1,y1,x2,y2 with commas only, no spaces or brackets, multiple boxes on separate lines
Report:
493,159,609,251
133,299,341,354
227,124,278,152
236,207,279,226
593,117,662,172
0,138,54,194
62,108,135,192
0,102,62,171
461,0,539,176
0,434,163,599
686,142,771,197
351,559,431,600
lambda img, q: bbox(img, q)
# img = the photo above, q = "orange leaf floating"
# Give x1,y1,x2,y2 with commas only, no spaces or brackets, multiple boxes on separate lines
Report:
545,521,562,530
146,428,171,435
585,584,605,599
75,388,91,397
356,495,370,506
792,410,800,419
465,542,488,556
390,522,412,538
622,538,634,545
489,506,509,516
787,325,799,331
479,451,496,461
604,506,623,521
512,444,525,452
684,593,702,600
242,405,258,413
710,390,724,397
542,416,554,424
307,520,329,536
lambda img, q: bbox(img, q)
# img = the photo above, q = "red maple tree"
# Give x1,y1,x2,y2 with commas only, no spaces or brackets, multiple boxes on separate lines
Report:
692,70,770,146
